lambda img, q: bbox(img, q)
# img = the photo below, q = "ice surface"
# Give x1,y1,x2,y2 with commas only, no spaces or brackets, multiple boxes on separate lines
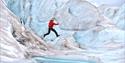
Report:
55,0,99,30
99,4,125,30
0,0,26,62
1,0,125,63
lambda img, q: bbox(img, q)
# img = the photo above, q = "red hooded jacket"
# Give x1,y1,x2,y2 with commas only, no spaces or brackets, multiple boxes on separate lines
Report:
48,20,59,28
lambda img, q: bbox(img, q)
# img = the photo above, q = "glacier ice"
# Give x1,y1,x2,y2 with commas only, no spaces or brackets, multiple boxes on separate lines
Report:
55,0,100,31
99,4,125,30
1,0,125,63
0,0,26,62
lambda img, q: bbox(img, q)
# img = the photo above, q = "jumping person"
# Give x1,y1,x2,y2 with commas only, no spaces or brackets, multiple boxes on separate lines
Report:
43,18,60,38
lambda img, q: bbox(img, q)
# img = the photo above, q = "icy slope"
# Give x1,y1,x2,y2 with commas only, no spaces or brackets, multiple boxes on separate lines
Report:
0,0,49,62
0,0,26,62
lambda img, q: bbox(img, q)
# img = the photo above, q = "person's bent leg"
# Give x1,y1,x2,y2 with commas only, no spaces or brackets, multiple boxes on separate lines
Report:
51,28,59,37
44,28,51,37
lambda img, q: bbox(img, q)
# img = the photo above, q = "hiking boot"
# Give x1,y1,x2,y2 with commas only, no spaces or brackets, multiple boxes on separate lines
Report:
57,35,60,37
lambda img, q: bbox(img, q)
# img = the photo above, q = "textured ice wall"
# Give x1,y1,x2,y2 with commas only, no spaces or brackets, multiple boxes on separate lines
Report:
5,0,100,34
0,1,49,63
0,0,26,62
99,4,125,30
55,0,100,30
113,4,125,30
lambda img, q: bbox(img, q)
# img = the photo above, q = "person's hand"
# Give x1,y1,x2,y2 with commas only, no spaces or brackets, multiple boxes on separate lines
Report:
57,22,59,25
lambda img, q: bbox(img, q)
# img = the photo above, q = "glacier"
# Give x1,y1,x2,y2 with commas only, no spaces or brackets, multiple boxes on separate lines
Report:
0,0,125,63
99,4,125,30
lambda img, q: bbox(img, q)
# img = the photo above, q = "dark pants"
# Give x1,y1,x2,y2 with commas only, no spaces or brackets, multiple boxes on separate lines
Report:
44,28,59,37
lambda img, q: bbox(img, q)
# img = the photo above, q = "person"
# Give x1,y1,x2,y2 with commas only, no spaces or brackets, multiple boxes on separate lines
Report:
43,18,60,38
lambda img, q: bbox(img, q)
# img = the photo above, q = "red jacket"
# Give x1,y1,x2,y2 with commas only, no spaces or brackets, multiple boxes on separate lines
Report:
48,20,58,28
